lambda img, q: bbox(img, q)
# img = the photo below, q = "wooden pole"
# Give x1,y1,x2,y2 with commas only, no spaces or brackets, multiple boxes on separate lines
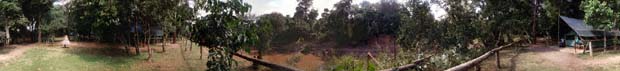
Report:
475,65,481,71
495,51,500,68
200,46,203,59
589,41,593,57
232,53,302,71
445,43,514,71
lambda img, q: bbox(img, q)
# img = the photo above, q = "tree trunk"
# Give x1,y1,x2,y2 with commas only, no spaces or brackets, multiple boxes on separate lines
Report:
32,20,37,43
604,34,607,52
531,0,538,42
123,35,129,54
37,29,41,43
589,41,593,57
147,26,152,62
200,46,203,59
135,34,140,55
162,31,166,52
189,38,193,51
252,40,268,69
5,25,10,46
172,32,177,44
184,37,188,51
189,31,193,51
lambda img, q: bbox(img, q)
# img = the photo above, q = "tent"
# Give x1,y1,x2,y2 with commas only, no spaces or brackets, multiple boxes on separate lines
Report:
560,16,620,56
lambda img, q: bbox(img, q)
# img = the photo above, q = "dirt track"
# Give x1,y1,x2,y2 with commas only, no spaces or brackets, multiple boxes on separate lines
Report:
484,44,620,71
0,44,35,63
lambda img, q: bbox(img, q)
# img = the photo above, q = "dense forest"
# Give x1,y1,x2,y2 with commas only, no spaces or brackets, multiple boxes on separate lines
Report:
2,0,620,71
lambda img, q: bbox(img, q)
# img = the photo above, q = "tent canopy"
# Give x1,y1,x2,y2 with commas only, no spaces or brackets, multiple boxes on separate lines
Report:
560,16,620,37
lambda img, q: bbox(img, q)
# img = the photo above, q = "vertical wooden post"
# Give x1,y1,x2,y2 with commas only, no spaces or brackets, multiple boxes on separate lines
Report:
495,51,500,68
200,46,203,59
611,35,618,50
589,41,593,57
475,65,481,71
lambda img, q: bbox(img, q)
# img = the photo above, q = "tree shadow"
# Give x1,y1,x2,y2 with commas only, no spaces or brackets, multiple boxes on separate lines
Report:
508,47,526,71
0,46,17,54
64,46,140,67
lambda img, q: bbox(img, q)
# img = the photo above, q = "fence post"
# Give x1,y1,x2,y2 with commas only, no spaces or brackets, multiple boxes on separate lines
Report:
589,41,593,57
495,51,500,69
475,65,481,71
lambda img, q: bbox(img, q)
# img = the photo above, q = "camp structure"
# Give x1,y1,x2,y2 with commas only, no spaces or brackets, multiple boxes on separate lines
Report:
559,16,620,56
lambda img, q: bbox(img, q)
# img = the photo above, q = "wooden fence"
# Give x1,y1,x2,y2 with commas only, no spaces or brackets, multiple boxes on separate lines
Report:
232,43,514,71
444,43,515,71
232,53,302,71
379,56,432,71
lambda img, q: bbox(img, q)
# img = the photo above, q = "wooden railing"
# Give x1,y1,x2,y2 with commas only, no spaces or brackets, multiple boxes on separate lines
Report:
444,43,514,71
379,56,432,71
232,43,513,71
232,53,302,71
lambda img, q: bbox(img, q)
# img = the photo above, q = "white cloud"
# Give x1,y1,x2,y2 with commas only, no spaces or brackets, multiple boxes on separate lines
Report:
246,0,297,17
53,0,70,6
430,3,446,20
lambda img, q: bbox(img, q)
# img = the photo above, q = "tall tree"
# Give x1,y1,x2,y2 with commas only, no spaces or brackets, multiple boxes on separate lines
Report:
397,0,436,51
42,6,69,38
19,0,52,43
326,0,352,44
582,0,615,51
582,0,615,30
293,0,313,22
253,12,287,69
192,0,255,70
0,0,28,45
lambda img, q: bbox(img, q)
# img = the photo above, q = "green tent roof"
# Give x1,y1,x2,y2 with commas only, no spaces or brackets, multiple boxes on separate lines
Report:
560,16,620,37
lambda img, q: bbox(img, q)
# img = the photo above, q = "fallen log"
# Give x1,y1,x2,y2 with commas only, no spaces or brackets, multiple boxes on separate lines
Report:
232,52,302,71
380,56,432,71
444,43,514,71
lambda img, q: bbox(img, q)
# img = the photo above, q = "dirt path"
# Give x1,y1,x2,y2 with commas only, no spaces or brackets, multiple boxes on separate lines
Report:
520,44,620,71
588,55,620,66
0,44,37,63
527,44,587,71
0,36,69,63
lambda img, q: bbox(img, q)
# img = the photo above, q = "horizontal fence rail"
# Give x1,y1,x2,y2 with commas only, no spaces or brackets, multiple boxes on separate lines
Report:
445,43,515,71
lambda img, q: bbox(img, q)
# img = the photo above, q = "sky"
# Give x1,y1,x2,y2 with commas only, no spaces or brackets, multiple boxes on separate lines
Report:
53,0,70,6
246,0,447,20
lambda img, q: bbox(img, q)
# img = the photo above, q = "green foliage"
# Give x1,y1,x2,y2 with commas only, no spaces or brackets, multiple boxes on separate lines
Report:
581,0,616,30
328,56,377,71
397,0,534,70
41,6,69,34
191,0,255,70
324,0,353,44
318,0,405,45
67,0,122,41
293,0,315,24
19,0,52,35
397,0,436,50
0,0,28,26
255,13,288,54
68,0,192,43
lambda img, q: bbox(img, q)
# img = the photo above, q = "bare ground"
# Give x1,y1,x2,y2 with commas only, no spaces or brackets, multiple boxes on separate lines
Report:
481,43,620,71
0,44,37,63
0,37,210,71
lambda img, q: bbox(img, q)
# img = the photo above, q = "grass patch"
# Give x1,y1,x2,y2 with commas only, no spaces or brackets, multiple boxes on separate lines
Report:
577,50,620,59
0,40,210,71
478,47,563,71
588,63,620,71
0,47,142,71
